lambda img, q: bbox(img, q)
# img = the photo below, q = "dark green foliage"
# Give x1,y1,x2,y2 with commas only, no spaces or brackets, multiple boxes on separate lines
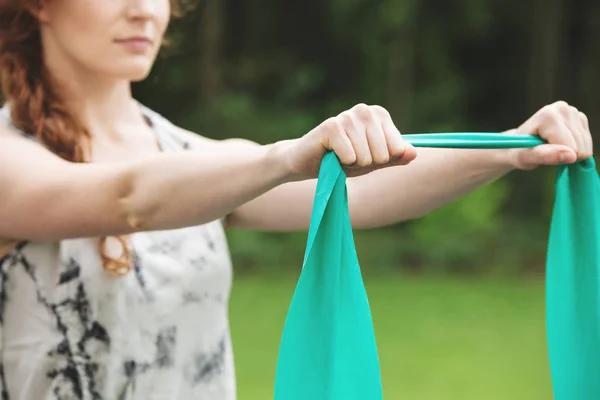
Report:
133,0,598,275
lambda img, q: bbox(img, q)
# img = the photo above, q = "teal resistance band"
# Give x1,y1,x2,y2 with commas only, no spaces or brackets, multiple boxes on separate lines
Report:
274,133,600,400
406,132,545,148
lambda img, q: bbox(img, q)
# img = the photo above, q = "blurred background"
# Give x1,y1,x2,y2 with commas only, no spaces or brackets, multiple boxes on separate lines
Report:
134,0,599,398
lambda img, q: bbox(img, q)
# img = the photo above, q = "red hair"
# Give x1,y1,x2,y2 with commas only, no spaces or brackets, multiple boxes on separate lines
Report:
0,0,183,277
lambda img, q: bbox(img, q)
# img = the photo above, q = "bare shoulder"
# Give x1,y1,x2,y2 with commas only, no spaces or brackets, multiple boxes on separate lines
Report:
0,121,67,242
0,119,50,156
0,117,20,138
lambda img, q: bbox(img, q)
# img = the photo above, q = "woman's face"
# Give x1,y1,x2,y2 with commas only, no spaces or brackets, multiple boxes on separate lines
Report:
38,0,171,82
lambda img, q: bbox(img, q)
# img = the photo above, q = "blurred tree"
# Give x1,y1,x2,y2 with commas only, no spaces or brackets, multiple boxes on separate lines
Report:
198,0,224,102
132,0,599,275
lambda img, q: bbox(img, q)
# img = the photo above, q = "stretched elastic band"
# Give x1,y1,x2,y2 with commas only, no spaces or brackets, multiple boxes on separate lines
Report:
404,133,545,149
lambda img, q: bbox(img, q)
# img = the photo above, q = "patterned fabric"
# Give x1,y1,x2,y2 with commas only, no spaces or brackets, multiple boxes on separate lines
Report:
0,105,236,400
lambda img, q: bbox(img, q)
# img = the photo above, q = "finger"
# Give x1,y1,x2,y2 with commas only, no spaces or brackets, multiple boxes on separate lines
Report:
544,119,578,151
402,143,418,163
363,111,391,165
551,102,579,150
370,106,403,153
519,106,578,150
388,146,417,165
370,148,417,169
383,125,417,164
516,144,577,169
323,118,356,165
581,110,590,130
376,110,417,163
341,111,372,167
579,111,593,158
567,106,586,159
379,115,404,156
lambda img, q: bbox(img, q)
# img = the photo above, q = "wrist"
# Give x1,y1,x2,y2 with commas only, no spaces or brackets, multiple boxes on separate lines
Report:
504,148,524,171
466,147,519,173
263,139,299,185
502,128,529,170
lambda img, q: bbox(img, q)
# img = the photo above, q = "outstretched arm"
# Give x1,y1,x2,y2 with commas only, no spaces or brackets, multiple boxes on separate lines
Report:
225,101,592,231
0,102,414,241
0,127,289,241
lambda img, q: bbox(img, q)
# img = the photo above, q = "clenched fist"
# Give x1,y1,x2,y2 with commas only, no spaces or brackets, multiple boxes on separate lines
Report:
282,103,417,179
510,100,593,170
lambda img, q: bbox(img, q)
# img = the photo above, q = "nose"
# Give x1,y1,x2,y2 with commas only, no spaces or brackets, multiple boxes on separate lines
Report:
125,0,160,19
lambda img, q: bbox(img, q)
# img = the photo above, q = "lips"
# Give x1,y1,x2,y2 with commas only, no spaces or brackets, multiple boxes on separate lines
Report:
115,37,153,52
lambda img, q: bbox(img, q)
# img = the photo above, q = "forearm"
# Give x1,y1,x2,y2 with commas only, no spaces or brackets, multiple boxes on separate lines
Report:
123,143,291,232
220,100,592,232
347,147,515,228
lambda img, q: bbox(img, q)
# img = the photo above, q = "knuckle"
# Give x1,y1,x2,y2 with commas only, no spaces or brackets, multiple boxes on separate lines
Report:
541,107,562,124
334,118,347,133
539,104,553,115
553,100,570,113
390,144,406,158
356,156,372,167
352,102,369,110
340,113,355,130
352,103,372,122
371,105,390,117
321,118,346,140
374,153,390,165
579,111,589,126
321,117,338,132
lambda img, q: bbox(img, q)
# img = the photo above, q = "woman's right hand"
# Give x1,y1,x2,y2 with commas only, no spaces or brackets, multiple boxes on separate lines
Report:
280,103,417,180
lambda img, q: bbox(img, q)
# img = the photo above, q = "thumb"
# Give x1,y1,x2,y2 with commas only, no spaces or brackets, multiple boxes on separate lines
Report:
513,144,577,170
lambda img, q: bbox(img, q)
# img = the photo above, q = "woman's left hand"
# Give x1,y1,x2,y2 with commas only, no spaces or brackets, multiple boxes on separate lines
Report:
510,100,593,170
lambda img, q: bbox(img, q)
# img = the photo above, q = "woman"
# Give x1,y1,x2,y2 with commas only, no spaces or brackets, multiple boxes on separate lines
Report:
0,0,592,399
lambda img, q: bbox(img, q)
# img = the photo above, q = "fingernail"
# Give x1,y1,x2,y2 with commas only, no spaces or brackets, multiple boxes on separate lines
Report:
559,152,575,163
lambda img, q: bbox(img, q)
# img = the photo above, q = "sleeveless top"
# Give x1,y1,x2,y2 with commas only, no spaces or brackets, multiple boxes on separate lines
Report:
0,105,236,400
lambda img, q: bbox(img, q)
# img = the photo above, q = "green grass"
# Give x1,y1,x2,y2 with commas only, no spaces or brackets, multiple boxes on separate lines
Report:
229,274,552,400
229,273,552,399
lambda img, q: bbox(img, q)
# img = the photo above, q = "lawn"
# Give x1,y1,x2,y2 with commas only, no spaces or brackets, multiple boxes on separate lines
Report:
229,274,552,400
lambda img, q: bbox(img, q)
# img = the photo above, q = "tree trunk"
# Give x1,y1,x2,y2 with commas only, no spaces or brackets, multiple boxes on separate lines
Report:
386,4,419,131
198,0,224,103
527,0,565,110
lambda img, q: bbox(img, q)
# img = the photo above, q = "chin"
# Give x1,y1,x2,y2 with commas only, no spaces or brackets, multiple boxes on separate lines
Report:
128,69,153,82
110,61,154,82
94,49,156,80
